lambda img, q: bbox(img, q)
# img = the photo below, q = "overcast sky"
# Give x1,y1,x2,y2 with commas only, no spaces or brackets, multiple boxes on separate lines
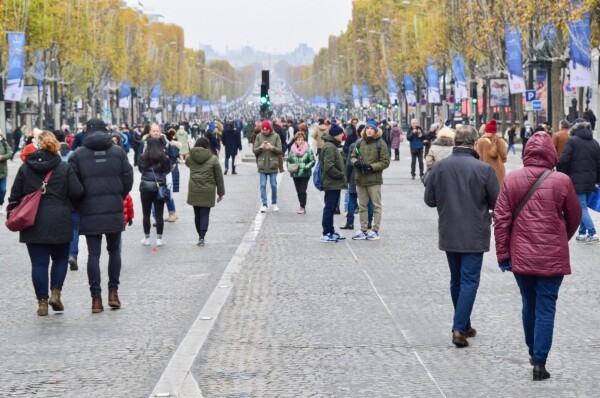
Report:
127,0,353,54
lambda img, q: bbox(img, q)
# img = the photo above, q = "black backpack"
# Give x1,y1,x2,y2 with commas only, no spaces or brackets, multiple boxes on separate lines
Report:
356,138,382,160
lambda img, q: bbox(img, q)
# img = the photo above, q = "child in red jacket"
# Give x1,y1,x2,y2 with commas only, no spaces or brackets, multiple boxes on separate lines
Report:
120,194,134,253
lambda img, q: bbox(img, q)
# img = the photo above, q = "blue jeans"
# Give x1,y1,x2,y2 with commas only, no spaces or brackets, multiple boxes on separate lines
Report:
344,189,349,212
322,190,341,235
577,192,596,236
507,144,516,155
513,273,563,365
259,172,277,206
347,193,373,226
26,243,69,299
166,198,176,213
86,233,121,297
0,177,6,205
445,252,483,334
69,212,80,257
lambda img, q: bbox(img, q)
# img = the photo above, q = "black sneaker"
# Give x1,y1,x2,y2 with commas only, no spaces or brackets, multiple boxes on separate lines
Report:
197,239,205,247
340,224,354,230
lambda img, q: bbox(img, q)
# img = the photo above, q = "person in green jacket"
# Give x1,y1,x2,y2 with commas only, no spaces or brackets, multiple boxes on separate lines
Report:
350,121,391,240
286,131,315,214
253,120,283,213
320,124,347,243
186,137,225,246
0,131,13,214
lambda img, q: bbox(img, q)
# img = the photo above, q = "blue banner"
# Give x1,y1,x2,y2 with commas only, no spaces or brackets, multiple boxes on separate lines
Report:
505,24,525,94
352,84,360,108
150,83,160,108
569,6,591,87
451,54,467,101
119,83,131,108
542,24,557,42
34,50,45,87
387,71,399,104
5,32,26,101
362,84,370,107
404,75,416,105
427,63,440,104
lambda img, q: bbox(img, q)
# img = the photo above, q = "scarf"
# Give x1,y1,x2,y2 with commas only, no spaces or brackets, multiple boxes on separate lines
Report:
291,141,308,157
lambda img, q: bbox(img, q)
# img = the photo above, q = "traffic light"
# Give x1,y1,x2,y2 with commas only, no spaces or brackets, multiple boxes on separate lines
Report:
260,83,270,112
470,82,478,104
95,99,101,115
472,97,478,104
60,97,67,114
394,99,399,109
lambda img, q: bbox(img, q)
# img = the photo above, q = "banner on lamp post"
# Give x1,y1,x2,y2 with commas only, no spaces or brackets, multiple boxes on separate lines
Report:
452,54,468,101
387,71,399,104
361,84,370,107
5,32,26,101
569,6,591,88
119,83,131,108
427,64,440,104
404,75,416,106
352,84,360,108
505,24,526,94
150,84,160,109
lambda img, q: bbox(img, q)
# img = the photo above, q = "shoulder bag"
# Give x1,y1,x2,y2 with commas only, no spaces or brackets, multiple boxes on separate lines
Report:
151,168,171,203
512,169,552,222
5,169,54,232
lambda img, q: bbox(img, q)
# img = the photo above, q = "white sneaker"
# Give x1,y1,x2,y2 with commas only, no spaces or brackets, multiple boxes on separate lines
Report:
585,235,599,244
260,205,268,213
156,239,165,246
576,234,588,242
271,204,279,212
141,237,151,246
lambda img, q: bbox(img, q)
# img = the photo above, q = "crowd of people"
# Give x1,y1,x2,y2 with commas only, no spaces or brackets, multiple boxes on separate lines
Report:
2,109,600,382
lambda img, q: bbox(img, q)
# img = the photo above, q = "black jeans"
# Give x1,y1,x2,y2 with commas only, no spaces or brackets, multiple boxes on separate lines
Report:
322,190,341,235
193,206,211,239
141,191,165,235
26,243,69,299
293,177,310,208
411,150,424,176
224,151,236,171
394,148,400,160
86,233,121,297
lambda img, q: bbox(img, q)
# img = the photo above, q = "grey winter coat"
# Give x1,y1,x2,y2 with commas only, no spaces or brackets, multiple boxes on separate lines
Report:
424,147,499,253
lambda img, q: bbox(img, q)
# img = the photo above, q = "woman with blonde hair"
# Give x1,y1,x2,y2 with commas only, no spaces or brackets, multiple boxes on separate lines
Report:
287,131,316,214
7,131,84,316
425,127,456,171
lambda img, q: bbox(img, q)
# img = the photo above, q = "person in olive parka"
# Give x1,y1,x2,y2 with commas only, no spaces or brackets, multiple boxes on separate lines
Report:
186,137,225,246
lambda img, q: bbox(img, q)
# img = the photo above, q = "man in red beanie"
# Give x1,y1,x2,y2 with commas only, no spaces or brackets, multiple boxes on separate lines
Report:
253,120,283,213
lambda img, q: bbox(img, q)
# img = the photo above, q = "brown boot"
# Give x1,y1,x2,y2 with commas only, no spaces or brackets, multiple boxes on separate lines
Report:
165,212,178,222
108,288,121,309
37,299,49,316
48,288,64,311
92,296,104,313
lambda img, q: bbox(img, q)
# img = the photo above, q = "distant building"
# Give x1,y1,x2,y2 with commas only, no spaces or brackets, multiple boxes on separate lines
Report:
200,43,314,68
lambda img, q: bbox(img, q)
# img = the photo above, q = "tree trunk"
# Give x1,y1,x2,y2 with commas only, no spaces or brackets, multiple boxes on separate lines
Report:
551,60,564,129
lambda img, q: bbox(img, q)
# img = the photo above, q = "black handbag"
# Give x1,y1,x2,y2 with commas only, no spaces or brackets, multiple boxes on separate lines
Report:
152,169,171,202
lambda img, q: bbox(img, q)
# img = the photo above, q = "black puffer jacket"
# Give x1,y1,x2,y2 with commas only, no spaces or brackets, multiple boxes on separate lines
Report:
69,130,134,235
8,150,84,244
138,161,170,192
558,123,600,193
424,147,499,253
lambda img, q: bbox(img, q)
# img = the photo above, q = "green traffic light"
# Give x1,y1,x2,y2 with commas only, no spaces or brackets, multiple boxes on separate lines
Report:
472,98,477,104
260,97,267,104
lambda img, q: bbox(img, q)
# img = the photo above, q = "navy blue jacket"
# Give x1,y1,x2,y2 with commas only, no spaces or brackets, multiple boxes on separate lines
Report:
407,127,425,152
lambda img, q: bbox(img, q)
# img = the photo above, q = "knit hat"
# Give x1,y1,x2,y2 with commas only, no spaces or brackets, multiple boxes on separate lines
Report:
366,121,378,131
86,118,107,132
484,119,497,134
329,123,344,137
260,120,272,131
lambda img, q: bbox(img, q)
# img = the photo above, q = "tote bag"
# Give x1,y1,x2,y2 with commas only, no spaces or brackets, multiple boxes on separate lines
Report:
5,170,53,232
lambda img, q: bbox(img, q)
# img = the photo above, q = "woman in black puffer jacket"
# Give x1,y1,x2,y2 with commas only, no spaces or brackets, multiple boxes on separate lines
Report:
8,131,84,316
138,138,171,246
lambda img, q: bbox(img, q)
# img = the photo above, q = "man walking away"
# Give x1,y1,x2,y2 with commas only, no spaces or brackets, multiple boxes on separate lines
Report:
558,118,600,243
424,125,499,347
69,118,134,313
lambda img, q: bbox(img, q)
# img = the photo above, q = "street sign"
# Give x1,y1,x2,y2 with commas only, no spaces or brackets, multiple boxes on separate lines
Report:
524,102,534,112
525,90,536,102
532,100,542,111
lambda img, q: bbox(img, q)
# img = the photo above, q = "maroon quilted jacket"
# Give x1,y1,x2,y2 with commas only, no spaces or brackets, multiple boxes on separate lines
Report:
494,132,581,277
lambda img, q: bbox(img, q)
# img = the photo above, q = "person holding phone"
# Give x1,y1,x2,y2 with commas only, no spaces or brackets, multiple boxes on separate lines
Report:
186,137,225,247
407,119,426,180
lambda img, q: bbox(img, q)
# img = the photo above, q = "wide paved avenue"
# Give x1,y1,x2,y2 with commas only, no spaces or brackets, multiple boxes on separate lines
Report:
1,143,599,397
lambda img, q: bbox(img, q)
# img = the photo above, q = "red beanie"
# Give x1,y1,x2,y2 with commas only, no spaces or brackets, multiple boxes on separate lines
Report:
260,120,272,131
484,119,497,134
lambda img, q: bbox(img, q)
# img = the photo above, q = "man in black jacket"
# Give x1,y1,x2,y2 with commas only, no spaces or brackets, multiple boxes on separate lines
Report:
558,119,600,243
424,125,499,348
69,118,134,313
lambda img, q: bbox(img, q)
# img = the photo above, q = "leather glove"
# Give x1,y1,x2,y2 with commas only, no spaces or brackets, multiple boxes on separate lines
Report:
364,164,374,173
128,219,133,226
498,260,512,272
353,160,364,170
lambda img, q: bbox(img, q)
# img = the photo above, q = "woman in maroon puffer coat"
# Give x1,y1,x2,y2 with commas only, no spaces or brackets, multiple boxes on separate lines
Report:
494,131,581,382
